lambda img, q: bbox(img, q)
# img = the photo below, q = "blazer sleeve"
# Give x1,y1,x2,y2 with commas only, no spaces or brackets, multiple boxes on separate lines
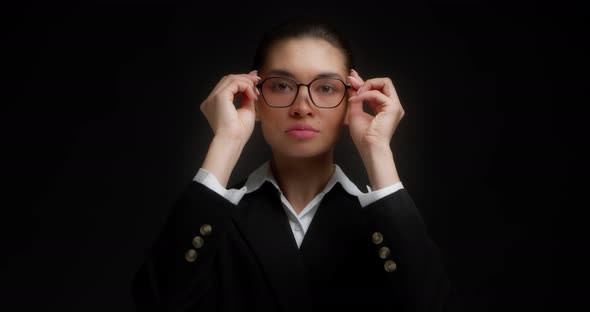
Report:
362,188,455,312
131,181,236,311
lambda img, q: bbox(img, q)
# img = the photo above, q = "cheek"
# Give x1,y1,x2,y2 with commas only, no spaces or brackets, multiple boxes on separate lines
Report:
258,110,281,141
322,106,348,129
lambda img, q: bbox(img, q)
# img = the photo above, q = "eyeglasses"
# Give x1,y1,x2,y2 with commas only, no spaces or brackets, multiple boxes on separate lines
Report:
256,76,351,108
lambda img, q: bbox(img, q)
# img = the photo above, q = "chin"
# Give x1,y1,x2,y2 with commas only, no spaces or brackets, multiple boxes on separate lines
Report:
271,141,334,159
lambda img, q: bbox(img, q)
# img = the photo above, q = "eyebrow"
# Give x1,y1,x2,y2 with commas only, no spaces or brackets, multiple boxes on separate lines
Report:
265,69,345,81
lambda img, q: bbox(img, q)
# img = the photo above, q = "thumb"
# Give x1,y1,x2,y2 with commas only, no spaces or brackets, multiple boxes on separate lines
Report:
348,95,364,116
239,91,257,114
344,100,351,125
237,98,257,130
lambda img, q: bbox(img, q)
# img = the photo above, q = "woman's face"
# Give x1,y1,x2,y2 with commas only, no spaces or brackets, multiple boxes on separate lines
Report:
257,37,349,159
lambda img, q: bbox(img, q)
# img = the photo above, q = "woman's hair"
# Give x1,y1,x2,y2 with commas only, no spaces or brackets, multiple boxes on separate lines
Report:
252,17,354,72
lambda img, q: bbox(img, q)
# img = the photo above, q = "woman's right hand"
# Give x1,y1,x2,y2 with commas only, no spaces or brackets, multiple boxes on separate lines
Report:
199,70,260,187
200,70,260,145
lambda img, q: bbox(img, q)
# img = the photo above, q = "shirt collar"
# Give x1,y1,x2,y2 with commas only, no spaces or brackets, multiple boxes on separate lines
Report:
243,161,363,197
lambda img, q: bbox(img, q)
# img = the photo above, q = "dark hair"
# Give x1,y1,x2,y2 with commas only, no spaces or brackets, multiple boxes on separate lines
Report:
252,17,354,72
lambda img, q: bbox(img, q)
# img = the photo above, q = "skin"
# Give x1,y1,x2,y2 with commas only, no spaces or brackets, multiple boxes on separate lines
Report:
200,37,405,213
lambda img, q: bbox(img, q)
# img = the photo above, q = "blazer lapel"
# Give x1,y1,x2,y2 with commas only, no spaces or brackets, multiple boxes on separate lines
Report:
232,182,312,312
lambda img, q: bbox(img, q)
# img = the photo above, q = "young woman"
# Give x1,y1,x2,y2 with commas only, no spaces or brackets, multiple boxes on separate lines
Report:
133,17,452,312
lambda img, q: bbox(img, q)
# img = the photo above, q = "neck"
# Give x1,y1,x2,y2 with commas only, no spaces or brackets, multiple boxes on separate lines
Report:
270,152,335,214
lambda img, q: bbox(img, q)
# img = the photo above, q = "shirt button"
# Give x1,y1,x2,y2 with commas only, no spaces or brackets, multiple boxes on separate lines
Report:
293,225,302,232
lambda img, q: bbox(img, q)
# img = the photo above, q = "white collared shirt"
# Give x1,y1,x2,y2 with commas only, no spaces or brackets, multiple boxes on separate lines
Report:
194,161,404,248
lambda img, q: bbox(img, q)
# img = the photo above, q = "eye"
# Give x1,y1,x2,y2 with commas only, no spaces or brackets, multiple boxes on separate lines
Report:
277,82,292,91
319,85,335,93
267,78,295,93
311,78,343,95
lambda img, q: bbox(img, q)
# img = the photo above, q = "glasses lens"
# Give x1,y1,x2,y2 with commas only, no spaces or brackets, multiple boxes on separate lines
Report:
309,78,346,108
260,77,297,107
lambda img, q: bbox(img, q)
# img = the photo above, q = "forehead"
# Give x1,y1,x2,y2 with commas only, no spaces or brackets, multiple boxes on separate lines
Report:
262,38,347,80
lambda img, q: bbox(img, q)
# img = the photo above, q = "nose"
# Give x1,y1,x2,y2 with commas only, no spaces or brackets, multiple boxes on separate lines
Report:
288,85,314,117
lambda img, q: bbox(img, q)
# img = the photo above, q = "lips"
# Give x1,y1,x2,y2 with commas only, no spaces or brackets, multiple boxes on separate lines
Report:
285,123,319,139
285,124,319,132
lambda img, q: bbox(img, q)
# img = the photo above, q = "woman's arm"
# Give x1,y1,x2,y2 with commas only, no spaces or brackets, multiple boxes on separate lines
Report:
348,70,453,310
132,181,239,311
362,189,452,311
200,71,260,187
133,71,261,310
346,69,404,191
358,143,400,191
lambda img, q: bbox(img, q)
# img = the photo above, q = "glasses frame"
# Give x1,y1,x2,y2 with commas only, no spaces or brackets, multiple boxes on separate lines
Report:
256,76,351,109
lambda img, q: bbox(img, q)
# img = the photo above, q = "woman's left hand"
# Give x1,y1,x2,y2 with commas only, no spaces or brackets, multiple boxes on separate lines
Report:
346,69,404,190
346,69,405,154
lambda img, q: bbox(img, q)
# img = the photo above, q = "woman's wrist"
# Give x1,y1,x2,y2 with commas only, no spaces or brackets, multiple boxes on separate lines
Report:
360,144,400,191
201,135,246,187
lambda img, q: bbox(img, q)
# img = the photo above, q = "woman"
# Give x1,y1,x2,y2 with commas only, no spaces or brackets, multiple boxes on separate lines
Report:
133,17,452,312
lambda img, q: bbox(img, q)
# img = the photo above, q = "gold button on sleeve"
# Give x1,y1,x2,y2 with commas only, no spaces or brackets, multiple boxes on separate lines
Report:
378,246,391,259
192,236,204,249
200,224,212,236
185,249,198,262
384,260,397,272
371,232,383,245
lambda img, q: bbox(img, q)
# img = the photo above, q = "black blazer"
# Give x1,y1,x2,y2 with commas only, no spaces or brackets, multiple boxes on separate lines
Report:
132,180,453,312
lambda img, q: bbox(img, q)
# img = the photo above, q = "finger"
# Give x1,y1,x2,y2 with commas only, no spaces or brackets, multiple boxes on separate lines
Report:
350,69,365,83
349,90,394,113
345,72,361,125
247,70,261,82
240,72,261,88
344,101,351,125
239,88,257,114
347,95,366,116
347,76,363,90
245,72,261,95
225,78,259,103
241,81,260,102
349,69,367,102
357,78,397,98
213,73,260,94
230,76,259,94
239,73,259,119
219,71,260,88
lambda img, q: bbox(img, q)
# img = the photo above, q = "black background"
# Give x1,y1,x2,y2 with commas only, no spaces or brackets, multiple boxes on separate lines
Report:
5,0,584,311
